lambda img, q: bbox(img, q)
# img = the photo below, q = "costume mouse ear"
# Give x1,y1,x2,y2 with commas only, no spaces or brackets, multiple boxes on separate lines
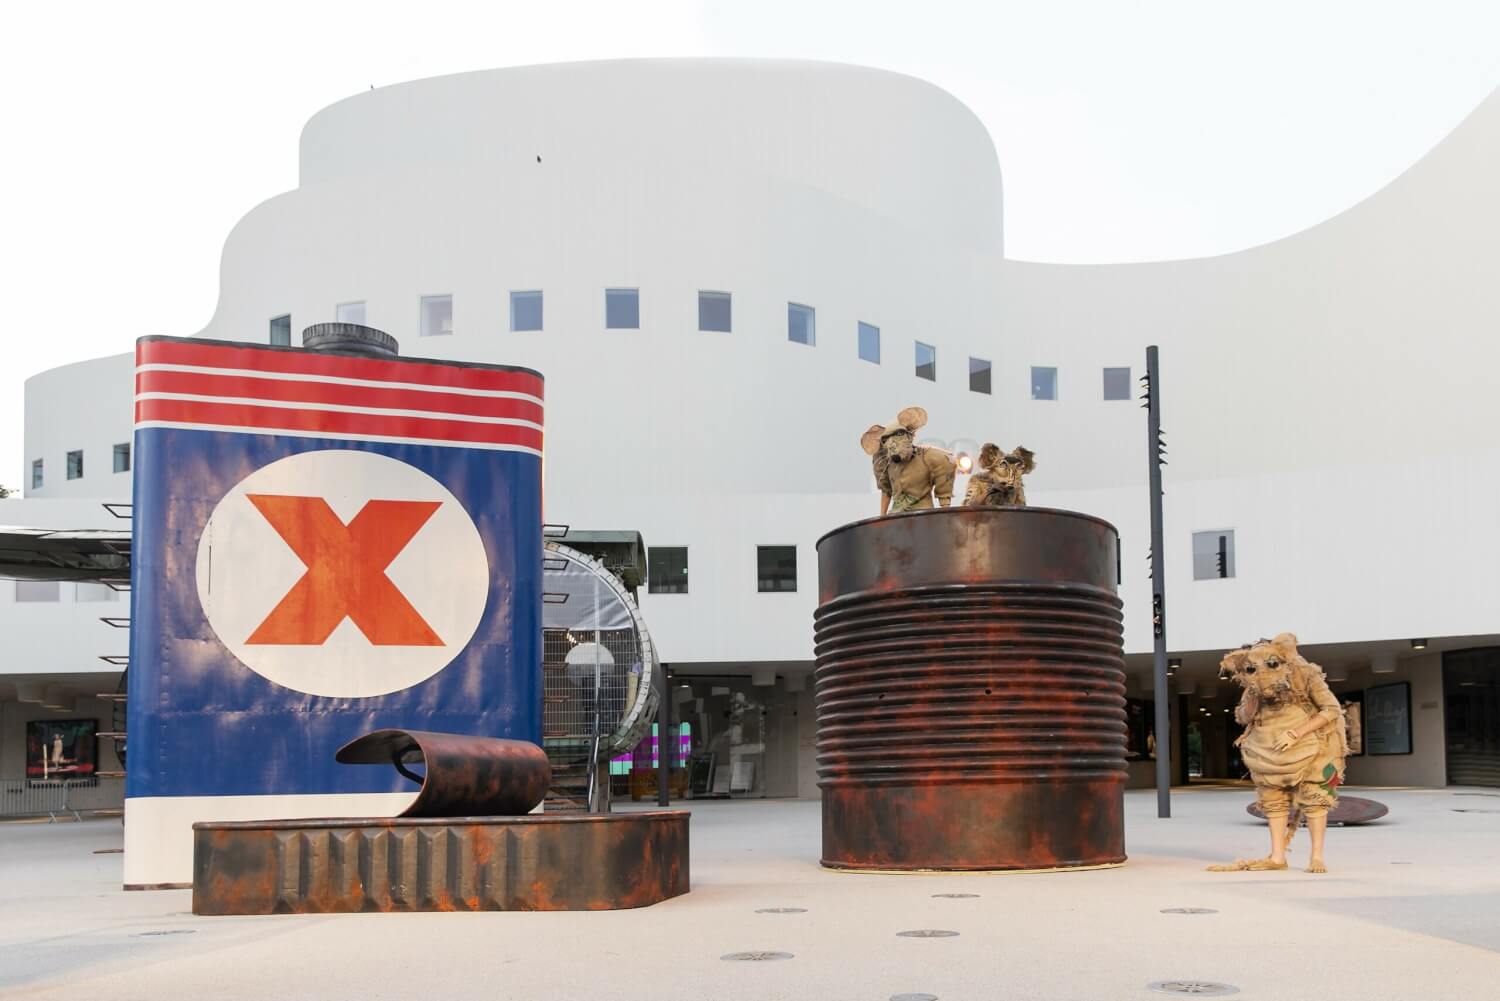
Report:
1220,649,1248,677
1272,632,1300,656
1011,446,1036,473
897,406,928,432
860,424,884,456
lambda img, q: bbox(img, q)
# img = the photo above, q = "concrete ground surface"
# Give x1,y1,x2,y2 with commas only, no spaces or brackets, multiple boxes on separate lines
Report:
2,787,1498,1001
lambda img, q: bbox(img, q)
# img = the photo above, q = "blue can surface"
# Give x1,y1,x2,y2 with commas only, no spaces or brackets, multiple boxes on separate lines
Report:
125,336,543,885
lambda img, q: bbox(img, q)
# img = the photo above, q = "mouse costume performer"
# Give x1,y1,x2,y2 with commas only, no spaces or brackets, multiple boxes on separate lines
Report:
962,443,1036,507
1208,633,1348,874
861,407,956,515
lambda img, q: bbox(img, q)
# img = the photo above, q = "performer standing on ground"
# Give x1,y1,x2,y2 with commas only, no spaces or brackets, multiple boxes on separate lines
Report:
1208,633,1348,874
860,407,956,514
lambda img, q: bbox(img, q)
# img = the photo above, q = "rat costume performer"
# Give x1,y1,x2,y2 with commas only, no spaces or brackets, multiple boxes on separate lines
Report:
861,407,956,514
963,443,1035,507
1209,633,1348,874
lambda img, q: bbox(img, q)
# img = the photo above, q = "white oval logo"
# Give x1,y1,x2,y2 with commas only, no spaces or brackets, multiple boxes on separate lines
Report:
195,449,490,698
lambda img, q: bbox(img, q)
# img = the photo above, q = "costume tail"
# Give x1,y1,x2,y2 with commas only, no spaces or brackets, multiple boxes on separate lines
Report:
1284,804,1302,848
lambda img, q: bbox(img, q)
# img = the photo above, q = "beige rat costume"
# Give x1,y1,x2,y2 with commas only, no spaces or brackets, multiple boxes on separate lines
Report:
1209,633,1348,873
962,443,1035,506
861,407,956,513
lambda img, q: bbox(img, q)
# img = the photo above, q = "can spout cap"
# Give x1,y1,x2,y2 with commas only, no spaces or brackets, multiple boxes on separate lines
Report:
301,323,399,358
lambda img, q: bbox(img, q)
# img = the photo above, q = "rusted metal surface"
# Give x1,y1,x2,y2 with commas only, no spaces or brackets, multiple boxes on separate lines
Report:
192,811,689,914
1247,795,1389,825
815,506,1127,871
335,729,552,817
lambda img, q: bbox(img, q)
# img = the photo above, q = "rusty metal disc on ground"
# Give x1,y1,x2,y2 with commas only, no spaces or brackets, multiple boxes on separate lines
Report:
1246,795,1388,825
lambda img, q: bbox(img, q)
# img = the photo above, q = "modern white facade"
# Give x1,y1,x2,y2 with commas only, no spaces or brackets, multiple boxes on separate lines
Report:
5,60,1498,802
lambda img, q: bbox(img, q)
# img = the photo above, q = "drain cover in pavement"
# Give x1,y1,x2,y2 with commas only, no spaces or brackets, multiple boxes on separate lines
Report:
132,929,196,938
897,929,959,938
755,907,807,914
1453,808,1500,813
1160,908,1217,914
721,951,793,962
932,893,979,899
891,994,939,1001
1147,982,1239,996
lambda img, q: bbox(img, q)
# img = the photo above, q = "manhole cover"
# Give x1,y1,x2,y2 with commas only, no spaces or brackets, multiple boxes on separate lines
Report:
92,848,123,855
721,951,793,962
1453,808,1500,814
1454,792,1500,797
897,929,959,938
1160,908,1218,914
132,929,196,938
1147,982,1239,996
932,893,979,899
891,994,939,1001
755,907,807,914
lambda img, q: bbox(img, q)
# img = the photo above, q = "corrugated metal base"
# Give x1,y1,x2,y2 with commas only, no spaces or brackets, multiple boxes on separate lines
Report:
822,781,1125,871
192,811,689,914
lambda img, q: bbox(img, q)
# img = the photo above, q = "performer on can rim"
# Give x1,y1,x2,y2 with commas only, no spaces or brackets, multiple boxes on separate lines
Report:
860,407,956,515
1208,633,1348,874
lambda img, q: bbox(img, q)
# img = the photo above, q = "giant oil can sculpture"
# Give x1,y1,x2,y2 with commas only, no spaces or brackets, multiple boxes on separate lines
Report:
815,505,1128,871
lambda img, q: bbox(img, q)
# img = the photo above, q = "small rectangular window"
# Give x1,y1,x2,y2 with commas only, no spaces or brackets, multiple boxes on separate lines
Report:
269,314,291,346
858,322,880,364
606,288,640,329
969,356,992,394
15,580,60,602
1192,530,1236,580
75,582,119,602
1031,366,1058,401
788,303,815,346
1116,538,1123,586
31,459,43,489
113,443,131,473
698,291,731,333
915,342,937,382
336,301,366,324
420,295,453,337
511,291,543,332
1103,367,1132,401
648,546,689,594
66,450,83,480
757,545,798,592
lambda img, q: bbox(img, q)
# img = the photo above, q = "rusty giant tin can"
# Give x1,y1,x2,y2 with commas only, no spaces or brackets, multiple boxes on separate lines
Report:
815,506,1127,871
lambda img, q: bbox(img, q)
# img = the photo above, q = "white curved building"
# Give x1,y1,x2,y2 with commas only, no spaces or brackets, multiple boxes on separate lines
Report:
5,60,1498,804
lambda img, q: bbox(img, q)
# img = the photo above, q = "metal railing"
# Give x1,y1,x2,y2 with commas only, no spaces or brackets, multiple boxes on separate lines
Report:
0,779,123,821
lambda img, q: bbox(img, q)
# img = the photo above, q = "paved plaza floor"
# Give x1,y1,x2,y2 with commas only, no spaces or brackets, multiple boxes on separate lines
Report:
2,787,1498,1000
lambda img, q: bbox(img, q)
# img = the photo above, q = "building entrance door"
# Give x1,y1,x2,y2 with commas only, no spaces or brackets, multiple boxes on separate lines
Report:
1444,647,1500,787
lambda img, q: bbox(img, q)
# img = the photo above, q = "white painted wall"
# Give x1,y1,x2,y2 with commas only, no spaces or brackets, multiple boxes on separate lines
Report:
1340,653,1449,789
8,62,1500,791
21,354,135,499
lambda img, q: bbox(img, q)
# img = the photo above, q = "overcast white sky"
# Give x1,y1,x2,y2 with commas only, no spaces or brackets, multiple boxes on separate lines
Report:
3,1,1499,490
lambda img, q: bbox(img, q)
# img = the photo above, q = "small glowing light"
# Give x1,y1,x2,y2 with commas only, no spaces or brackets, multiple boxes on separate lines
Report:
1410,638,1428,650
956,453,973,473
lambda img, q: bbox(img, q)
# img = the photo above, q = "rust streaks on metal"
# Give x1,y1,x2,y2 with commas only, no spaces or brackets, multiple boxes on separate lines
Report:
334,728,552,817
192,811,689,914
815,507,1128,872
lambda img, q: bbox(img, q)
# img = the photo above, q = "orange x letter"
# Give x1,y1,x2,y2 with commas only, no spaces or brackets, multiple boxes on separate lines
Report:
245,494,444,646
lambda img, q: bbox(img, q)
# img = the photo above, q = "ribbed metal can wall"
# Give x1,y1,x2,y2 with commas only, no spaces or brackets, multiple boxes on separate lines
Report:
815,506,1127,871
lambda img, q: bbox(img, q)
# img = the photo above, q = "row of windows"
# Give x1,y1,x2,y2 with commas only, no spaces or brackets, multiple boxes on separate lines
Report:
30,444,130,489
13,581,121,602
269,290,1137,400
646,545,797,594
649,531,1236,596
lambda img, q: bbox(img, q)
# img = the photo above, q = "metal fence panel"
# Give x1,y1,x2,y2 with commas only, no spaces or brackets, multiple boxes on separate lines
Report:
0,779,123,820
